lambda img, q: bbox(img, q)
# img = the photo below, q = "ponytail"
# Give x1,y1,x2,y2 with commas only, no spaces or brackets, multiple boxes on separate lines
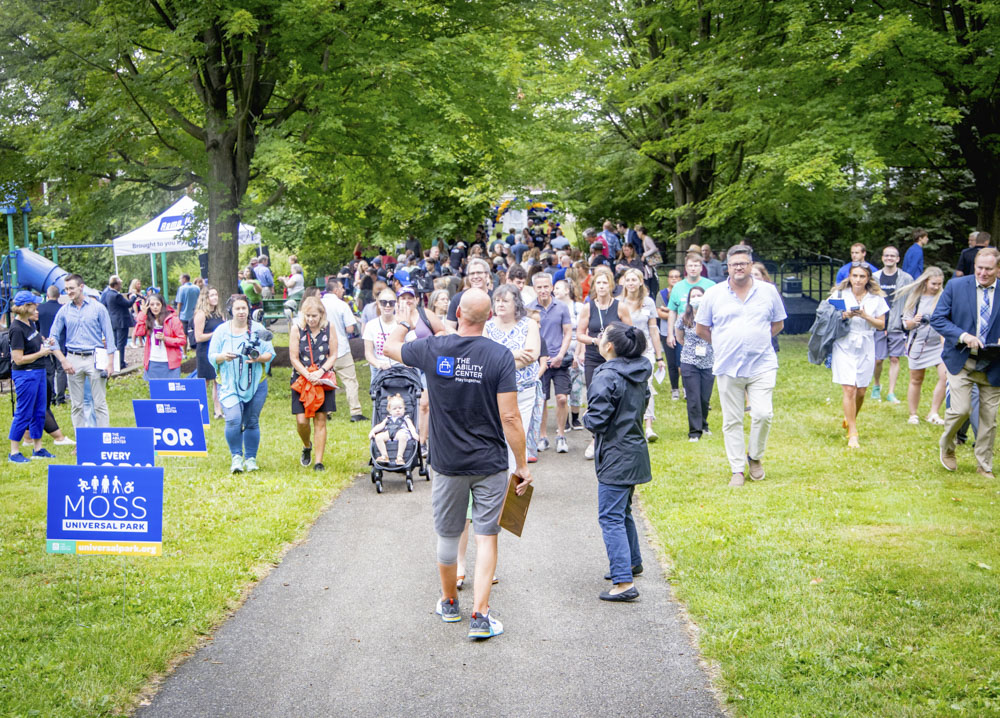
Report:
604,321,646,358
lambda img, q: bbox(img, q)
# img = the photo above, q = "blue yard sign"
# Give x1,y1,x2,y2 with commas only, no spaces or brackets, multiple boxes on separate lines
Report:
132,399,207,456
76,428,156,467
46,465,164,557
149,378,210,426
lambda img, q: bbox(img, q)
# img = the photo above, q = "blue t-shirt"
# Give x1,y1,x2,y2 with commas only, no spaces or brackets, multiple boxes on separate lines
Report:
175,283,201,321
401,334,516,476
835,261,878,284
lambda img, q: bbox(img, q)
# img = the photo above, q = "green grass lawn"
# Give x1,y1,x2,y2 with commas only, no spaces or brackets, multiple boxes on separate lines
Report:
2,337,999,716
0,359,372,717
643,336,1000,717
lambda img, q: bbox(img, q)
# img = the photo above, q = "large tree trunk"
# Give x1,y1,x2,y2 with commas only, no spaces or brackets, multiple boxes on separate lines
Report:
671,171,704,265
975,181,1000,242
205,129,251,299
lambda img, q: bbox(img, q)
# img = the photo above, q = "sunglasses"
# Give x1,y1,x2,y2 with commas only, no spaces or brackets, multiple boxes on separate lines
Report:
379,300,397,307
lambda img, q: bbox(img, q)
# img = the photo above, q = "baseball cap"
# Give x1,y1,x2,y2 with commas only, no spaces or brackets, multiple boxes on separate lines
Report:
13,290,39,306
394,267,410,284
397,285,416,297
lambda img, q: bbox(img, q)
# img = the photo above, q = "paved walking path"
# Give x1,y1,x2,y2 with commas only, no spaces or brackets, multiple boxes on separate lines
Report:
138,427,725,718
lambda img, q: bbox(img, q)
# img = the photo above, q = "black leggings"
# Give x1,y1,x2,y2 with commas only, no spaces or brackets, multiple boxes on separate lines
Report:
584,354,605,390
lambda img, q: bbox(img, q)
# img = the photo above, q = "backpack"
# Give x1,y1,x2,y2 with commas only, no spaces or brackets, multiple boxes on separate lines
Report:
0,330,11,381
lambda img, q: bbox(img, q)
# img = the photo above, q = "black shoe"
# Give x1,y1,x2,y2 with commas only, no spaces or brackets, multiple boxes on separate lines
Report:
604,564,643,580
313,462,325,472
300,446,312,466
350,414,369,422
599,586,639,602
571,417,584,430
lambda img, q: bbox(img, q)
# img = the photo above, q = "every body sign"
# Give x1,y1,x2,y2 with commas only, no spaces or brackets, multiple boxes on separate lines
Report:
46,465,164,556
76,428,156,467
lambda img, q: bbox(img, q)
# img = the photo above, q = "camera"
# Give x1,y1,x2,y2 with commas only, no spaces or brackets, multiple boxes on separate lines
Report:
241,329,273,360
920,315,931,325
241,336,261,360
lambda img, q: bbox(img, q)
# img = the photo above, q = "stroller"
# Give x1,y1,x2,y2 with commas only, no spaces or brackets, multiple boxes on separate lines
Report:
368,365,428,493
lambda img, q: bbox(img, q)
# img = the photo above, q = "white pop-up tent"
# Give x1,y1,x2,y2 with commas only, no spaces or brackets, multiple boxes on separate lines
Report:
112,195,260,258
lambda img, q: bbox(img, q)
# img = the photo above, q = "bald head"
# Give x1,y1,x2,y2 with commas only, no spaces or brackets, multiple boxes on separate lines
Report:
456,288,492,331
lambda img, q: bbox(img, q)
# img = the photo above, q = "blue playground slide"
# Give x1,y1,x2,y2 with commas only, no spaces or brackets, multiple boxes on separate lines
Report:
15,247,69,293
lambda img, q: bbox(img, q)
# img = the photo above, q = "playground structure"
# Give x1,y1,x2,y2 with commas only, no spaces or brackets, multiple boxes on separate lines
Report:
2,194,264,322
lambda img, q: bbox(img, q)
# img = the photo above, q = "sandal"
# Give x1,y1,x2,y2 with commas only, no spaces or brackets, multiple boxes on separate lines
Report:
847,434,860,449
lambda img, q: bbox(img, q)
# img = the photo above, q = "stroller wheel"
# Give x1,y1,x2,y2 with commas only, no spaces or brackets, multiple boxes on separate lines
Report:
375,480,383,494
419,465,428,478
406,477,413,492
370,469,377,483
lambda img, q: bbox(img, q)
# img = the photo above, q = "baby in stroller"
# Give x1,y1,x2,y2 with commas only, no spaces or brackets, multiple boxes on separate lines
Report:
369,394,418,466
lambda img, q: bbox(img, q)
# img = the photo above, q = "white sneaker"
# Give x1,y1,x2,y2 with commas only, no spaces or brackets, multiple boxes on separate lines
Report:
645,427,658,443
53,437,76,446
584,443,594,460
689,436,700,442
230,455,244,474
555,436,569,453
907,415,920,425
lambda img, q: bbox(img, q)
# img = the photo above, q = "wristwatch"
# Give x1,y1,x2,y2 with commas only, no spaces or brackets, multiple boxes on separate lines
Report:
399,321,413,331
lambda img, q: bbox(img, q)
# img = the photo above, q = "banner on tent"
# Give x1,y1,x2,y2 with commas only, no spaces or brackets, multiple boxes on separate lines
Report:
112,195,260,257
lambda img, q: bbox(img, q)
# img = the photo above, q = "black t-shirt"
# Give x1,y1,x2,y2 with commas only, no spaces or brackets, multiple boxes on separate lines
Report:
9,319,48,371
401,335,516,475
878,269,900,307
957,246,983,276
449,247,465,270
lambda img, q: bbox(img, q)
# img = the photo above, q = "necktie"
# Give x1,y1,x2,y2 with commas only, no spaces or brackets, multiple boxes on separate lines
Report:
980,286,991,344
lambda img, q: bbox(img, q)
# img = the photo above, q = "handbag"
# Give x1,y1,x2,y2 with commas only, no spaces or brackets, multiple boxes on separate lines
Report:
304,330,338,389
646,249,664,267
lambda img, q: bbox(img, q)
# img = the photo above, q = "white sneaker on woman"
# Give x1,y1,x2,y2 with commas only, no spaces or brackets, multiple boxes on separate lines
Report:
584,443,594,460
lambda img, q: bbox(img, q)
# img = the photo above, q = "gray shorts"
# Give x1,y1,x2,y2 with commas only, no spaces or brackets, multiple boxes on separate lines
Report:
431,469,507,537
875,329,906,360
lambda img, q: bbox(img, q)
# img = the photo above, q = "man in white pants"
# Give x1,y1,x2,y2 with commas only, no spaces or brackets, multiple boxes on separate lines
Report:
321,278,367,421
696,245,786,487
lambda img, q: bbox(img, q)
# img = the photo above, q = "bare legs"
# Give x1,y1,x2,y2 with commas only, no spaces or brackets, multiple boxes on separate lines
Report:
908,364,947,419
842,384,867,447
296,412,328,464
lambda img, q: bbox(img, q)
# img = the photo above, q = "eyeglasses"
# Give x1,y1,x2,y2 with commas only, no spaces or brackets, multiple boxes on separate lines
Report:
379,300,397,308
728,261,751,269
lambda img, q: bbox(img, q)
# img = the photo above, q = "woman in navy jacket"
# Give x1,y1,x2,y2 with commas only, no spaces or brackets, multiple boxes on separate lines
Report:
583,322,652,602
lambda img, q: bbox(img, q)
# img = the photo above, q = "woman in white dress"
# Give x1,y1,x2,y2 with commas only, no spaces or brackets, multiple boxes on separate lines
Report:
830,262,889,448
895,267,946,425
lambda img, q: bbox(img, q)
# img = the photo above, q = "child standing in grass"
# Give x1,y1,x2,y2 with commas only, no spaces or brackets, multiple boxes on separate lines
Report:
583,321,651,602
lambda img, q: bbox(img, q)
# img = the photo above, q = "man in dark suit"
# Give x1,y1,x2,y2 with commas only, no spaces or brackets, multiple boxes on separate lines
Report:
931,247,1000,478
37,285,68,404
100,275,134,370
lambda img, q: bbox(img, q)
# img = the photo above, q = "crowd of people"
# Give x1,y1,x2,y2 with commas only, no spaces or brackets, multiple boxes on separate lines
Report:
6,218,997,637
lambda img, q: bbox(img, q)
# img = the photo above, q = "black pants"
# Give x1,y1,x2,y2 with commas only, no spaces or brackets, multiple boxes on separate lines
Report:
44,358,60,435
114,327,130,368
681,363,714,438
661,335,680,391
645,272,660,301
